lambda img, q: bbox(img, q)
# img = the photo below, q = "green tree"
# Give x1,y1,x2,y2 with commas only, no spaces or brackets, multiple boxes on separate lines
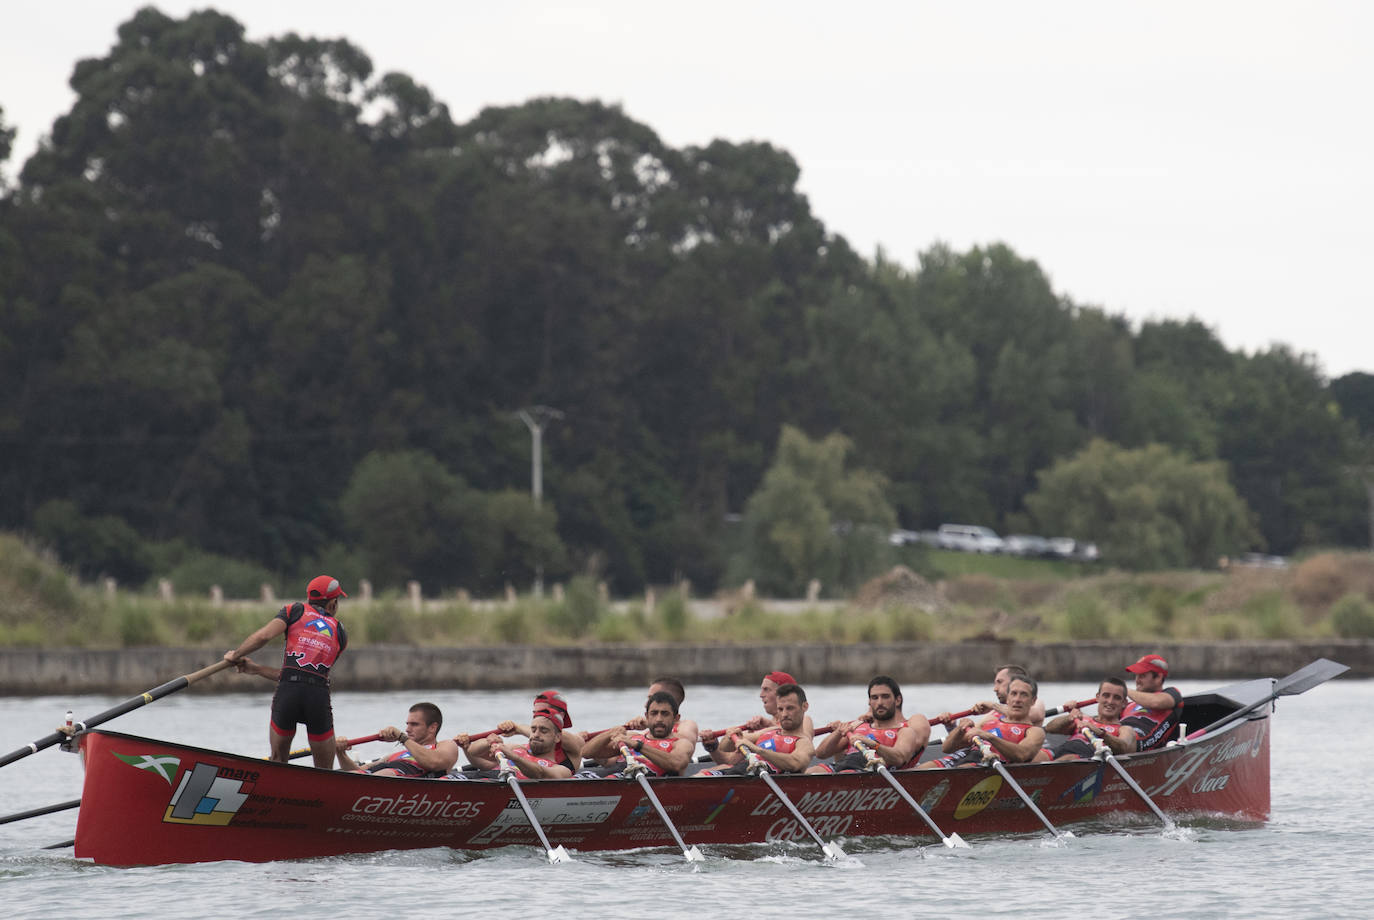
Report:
734,426,895,595
1025,439,1259,570
338,450,485,590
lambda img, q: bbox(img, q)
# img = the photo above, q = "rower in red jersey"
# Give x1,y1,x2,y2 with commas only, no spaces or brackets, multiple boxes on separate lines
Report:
1121,653,1185,750
580,691,695,777
807,676,926,773
919,675,1045,769
336,702,458,777
1039,677,1138,761
697,683,815,776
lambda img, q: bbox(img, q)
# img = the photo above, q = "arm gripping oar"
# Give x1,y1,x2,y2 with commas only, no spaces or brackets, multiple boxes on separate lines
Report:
1083,727,1175,830
974,739,1063,840
0,659,233,769
496,752,572,864
742,750,846,862
854,740,968,848
619,745,704,863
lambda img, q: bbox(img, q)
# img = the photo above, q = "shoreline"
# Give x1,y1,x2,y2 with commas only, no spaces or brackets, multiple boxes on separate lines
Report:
2,639,1369,695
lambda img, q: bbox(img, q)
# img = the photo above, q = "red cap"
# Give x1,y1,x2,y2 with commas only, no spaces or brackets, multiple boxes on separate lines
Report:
534,690,571,728
307,575,347,601
763,670,797,687
1125,654,1168,676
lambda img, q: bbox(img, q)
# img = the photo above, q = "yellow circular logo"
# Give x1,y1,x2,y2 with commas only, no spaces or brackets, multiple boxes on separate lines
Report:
953,774,1003,820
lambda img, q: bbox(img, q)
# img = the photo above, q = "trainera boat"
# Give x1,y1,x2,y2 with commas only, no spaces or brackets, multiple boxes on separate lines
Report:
70,661,1342,866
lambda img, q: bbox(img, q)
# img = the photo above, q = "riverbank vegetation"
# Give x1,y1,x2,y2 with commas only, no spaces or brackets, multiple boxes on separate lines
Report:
4,9,1374,607
5,533,1374,649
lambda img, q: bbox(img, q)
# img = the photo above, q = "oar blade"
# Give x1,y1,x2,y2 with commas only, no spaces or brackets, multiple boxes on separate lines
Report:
1276,657,1348,696
822,841,848,862
685,845,706,863
943,832,970,849
546,845,573,864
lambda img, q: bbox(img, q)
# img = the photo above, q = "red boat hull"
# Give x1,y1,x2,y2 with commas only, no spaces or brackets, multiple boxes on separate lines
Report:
74,713,1270,866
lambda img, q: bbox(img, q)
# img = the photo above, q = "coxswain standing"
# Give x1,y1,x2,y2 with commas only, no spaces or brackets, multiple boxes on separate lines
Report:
223,575,349,769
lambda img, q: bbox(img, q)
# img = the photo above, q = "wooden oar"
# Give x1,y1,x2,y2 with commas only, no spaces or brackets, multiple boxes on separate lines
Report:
0,659,233,769
1083,727,1175,829
742,750,846,862
496,752,572,864
1044,698,1097,719
288,732,383,761
854,740,968,848
1187,658,1349,740
619,745,704,863
974,739,1062,839
931,698,1095,728
0,798,82,826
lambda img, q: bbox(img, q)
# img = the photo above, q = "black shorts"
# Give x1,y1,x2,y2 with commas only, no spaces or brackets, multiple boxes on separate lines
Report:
1052,737,1095,761
271,674,334,740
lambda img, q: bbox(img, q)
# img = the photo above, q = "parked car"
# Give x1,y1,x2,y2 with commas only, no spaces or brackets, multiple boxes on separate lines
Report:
1003,534,1052,557
1047,537,1100,562
937,524,1005,554
888,529,921,546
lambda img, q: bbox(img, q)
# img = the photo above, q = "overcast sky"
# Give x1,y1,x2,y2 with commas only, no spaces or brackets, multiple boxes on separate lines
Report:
4,2,1370,377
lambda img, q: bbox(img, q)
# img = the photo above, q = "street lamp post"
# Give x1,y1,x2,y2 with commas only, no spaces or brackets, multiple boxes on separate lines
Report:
517,406,564,596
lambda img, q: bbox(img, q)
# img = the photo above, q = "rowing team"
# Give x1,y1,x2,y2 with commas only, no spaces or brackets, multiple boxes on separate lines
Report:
324,653,1184,781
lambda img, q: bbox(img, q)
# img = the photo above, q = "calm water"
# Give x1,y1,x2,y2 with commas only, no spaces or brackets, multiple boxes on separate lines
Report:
1,678,1369,919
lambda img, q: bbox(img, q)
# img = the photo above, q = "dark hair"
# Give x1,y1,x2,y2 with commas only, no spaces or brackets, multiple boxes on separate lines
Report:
646,690,680,715
996,664,1029,680
650,677,685,705
1100,676,1128,694
775,683,807,705
1008,675,1038,700
868,675,902,703
410,702,442,731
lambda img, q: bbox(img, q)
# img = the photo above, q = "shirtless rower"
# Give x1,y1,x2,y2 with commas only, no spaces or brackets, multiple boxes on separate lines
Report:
697,683,815,776
580,691,695,777
701,670,815,763
806,676,926,773
1038,677,1138,761
918,675,1045,769
336,702,458,777
1122,653,1185,750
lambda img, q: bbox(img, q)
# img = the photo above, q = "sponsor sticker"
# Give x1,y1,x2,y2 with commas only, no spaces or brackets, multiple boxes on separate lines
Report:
953,774,1003,820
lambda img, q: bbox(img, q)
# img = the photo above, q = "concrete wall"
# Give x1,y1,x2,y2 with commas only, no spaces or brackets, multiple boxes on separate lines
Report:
1,640,1369,695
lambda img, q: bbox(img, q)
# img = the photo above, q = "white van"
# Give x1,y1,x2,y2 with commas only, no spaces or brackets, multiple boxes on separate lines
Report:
937,524,1004,553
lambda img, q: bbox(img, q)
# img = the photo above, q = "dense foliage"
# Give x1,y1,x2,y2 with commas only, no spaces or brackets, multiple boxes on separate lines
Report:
1,9,1370,596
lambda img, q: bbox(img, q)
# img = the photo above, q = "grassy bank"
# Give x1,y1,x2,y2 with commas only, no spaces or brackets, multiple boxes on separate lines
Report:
4,533,1374,649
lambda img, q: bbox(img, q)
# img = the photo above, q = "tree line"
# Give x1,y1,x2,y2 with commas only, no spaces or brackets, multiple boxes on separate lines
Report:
1,8,1371,598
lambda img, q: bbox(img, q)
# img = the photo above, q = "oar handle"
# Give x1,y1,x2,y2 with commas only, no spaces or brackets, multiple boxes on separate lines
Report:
0,659,234,769
1044,698,1097,718
288,731,384,761
929,707,978,727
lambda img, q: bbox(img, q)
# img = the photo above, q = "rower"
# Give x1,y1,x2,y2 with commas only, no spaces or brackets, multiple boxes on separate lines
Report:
457,691,581,775
337,702,458,776
918,675,1045,769
696,683,815,776
620,677,699,747
486,713,573,779
1037,677,1138,761
701,670,815,763
933,663,1046,728
806,676,925,774
580,691,694,777
1122,653,1185,750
